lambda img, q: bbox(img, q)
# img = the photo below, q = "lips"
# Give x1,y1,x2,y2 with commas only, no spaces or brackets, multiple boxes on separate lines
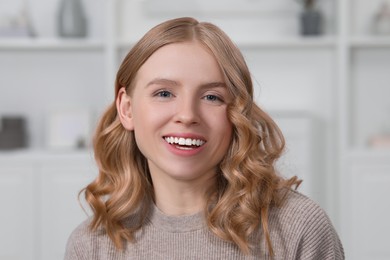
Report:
164,136,206,147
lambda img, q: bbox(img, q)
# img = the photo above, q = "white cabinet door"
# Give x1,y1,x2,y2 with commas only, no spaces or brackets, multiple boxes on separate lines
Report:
0,165,35,260
343,159,390,260
39,162,96,260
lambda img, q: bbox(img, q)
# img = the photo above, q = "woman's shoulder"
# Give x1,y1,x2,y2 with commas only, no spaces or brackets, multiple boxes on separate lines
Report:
270,189,332,231
64,218,95,259
269,189,345,259
67,217,94,241
64,215,140,259
275,189,324,218
65,217,121,259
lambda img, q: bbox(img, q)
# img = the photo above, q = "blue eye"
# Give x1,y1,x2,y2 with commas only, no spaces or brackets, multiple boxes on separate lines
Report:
156,90,172,98
204,94,222,102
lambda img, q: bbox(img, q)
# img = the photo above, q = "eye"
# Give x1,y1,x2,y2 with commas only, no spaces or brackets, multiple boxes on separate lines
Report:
155,90,173,98
203,94,223,102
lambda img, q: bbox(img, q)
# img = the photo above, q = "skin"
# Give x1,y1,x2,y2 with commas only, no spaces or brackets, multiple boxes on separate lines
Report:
117,41,233,216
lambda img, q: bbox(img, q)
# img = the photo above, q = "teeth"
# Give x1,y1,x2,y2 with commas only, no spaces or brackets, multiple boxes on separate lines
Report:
164,136,205,147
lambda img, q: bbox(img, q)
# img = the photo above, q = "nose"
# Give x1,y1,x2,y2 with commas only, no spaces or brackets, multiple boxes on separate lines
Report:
174,96,200,126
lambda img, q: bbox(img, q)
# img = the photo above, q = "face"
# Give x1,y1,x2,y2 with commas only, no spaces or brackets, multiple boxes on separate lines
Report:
117,41,233,186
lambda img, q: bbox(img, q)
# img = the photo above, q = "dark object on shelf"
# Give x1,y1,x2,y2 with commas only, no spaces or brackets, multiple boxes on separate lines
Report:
301,9,322,35
0,116,28,150
57,0,88,38
296,0,323,36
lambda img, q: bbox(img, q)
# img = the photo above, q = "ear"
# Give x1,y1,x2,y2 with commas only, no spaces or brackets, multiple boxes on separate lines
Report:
116,87,134,130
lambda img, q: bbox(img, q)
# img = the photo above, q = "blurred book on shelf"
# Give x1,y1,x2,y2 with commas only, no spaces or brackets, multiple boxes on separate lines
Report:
0,116,28,150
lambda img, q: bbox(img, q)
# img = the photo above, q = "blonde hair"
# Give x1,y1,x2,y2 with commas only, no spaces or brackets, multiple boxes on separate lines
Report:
84,17,300,256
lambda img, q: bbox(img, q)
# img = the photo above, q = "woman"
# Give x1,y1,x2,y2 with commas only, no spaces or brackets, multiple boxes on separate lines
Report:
65,17,344,259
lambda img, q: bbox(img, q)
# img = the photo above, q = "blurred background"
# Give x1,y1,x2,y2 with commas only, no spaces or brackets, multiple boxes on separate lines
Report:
1,0,390,259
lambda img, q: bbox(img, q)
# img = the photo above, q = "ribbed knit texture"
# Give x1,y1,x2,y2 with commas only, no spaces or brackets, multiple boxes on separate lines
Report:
64,190,344,260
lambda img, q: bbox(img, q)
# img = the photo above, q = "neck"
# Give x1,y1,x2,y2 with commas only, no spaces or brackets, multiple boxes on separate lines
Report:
151,176,215,216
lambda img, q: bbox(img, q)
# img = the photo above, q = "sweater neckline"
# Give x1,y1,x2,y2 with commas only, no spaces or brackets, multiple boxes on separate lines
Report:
148,204,206,233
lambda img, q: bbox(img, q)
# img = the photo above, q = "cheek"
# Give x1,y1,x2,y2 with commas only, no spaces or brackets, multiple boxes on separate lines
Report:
222,123,233,150
214,112,233,146
132,104,172,134
216,109,232,132
132,104,154,125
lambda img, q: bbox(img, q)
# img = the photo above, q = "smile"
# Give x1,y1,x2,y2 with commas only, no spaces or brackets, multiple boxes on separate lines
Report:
164,136,206,148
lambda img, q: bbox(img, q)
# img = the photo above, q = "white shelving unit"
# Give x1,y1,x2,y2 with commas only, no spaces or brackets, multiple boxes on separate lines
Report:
338,1,390,260
1,0,390,259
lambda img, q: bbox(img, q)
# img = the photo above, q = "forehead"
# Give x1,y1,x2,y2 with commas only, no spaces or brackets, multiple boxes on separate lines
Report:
136,41,222,79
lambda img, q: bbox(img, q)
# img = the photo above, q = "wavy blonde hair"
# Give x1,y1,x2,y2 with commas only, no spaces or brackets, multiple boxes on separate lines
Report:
84,17,300,256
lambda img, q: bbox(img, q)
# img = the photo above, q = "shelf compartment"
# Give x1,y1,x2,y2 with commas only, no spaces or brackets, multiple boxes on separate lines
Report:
0,38,104,51
349,47,390,149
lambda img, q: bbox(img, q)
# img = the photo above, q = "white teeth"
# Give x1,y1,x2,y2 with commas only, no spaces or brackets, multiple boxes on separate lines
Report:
164,136,205,147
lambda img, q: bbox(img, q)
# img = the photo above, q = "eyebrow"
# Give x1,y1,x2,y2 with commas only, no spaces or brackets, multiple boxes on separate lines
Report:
200,81,227,89
146,78,226,89
146,78,178,88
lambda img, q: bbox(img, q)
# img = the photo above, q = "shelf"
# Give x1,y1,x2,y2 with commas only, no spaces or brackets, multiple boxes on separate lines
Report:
0,38,105,51
0,148,94,162
346,148,390,160
350,36,390,48
116,36,337,50
236,36,337,49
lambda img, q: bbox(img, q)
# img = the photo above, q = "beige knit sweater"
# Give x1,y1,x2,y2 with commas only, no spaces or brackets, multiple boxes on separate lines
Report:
64,190,344,260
